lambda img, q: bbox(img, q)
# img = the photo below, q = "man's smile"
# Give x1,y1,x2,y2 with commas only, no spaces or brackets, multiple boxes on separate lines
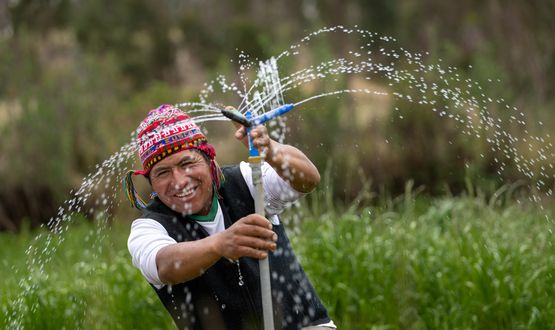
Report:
174,185,198,199
150,150,214,215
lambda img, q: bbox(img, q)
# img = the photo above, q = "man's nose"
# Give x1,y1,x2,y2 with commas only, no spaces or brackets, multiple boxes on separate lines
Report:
171,167,190,188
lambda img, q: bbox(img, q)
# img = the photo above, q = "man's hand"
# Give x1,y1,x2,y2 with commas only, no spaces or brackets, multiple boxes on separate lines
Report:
226,105,320,193
233,123,275,159
214,214,277,260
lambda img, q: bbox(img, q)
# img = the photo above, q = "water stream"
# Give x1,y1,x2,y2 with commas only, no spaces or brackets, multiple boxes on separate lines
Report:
7,25,554,327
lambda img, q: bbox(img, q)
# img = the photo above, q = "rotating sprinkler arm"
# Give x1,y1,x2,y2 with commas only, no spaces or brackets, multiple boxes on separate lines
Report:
251,103,295,126
220,103,296,128
221,108,252,127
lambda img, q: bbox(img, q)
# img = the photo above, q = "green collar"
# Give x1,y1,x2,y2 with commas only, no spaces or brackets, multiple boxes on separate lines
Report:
189,190,218,222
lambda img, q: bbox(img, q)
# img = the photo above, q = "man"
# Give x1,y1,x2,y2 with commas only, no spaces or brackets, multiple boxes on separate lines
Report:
126,104,336,329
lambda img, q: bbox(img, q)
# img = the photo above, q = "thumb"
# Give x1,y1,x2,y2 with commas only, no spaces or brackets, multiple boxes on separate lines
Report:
231,120,243,131
234,125,247,140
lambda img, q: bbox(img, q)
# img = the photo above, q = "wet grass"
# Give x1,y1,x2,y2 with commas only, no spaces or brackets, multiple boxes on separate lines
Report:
1,193,554,329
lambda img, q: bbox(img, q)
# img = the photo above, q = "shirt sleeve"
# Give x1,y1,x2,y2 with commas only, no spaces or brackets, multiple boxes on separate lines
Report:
127,218,176,287
239,161,304,217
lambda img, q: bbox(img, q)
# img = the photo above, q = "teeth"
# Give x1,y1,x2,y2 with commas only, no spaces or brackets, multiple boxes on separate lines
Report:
176,187,196,198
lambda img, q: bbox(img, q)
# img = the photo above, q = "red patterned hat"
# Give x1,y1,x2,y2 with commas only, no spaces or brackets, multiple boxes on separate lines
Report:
124,104,224,209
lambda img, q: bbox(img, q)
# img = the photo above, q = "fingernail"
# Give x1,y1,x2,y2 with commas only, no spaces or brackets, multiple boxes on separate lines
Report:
272,233,277,241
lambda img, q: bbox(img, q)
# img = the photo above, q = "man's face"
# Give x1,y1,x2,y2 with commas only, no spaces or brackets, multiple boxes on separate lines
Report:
149,149,213,215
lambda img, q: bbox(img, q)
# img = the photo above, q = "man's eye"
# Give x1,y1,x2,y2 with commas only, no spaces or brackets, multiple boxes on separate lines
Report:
180,161,196,170
155,170,168,178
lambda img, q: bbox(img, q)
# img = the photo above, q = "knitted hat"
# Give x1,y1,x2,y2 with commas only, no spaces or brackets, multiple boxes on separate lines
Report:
124,104,224,209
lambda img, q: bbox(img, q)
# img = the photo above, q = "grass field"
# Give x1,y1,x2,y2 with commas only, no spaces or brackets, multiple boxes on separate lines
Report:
1,191,554,329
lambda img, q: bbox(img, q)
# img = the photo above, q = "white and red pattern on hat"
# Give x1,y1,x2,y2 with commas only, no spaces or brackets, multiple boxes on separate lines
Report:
134,104,216,175
124,104,223,209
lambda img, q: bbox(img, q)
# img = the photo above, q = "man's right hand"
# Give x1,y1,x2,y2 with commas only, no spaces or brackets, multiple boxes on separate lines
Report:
214,214,277,261
157,214,278,284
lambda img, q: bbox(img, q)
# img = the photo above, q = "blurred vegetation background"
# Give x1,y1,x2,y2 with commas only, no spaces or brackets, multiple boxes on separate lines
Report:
1,0,554,231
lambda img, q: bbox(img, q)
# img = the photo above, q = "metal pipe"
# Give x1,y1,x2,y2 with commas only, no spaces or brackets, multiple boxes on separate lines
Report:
245,111,274,330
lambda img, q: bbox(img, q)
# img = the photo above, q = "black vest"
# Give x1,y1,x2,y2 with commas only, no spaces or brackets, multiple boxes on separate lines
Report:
141,165,330,330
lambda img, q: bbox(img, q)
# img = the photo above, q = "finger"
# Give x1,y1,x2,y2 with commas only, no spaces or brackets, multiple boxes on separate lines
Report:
235,236,277,251
249,125,268,139
236,223,276,241
235,246,269,259
259,147,269,158
234,126,247,140
241,214,274,229
252,135,270,148
232,121,243,130
252,125,267,134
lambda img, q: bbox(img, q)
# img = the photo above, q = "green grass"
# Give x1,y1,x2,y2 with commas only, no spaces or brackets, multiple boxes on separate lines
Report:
0,220,173,329
2,194,555,329
290,193,555,329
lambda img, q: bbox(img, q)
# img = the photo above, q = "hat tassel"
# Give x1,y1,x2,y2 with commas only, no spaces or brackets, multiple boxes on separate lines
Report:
211,159,225,198
124,170,147,209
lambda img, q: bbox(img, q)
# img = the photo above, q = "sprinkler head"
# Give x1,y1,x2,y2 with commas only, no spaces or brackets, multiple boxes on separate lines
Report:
221,107,252,127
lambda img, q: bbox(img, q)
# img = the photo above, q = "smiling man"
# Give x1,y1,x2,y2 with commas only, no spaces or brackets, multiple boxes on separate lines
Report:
125,104,336,330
